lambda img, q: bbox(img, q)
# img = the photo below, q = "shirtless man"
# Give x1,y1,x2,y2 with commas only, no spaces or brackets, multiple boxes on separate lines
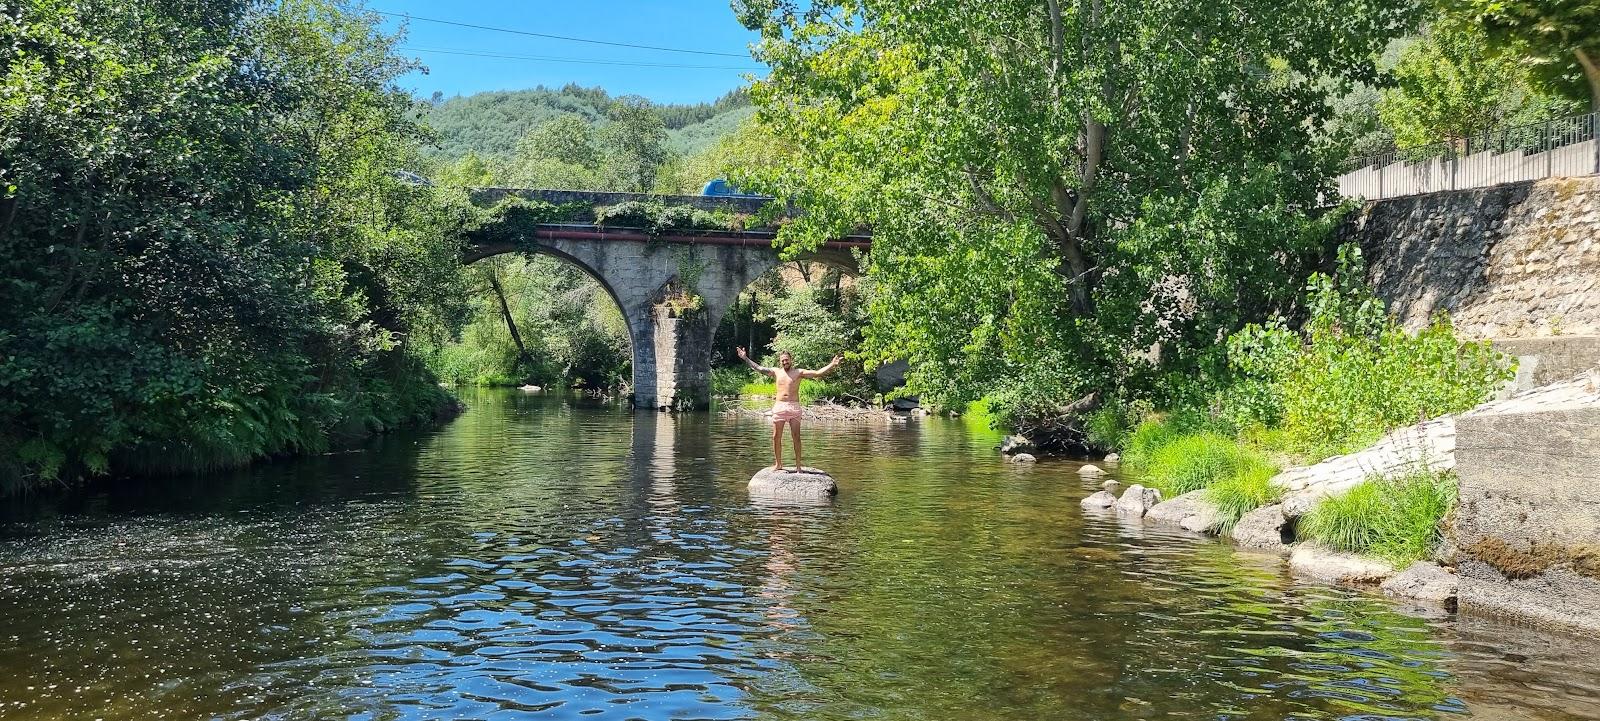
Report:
736,347,842,470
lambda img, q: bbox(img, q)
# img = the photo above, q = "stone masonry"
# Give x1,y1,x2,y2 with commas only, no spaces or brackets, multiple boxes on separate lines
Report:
1350,175,1600,339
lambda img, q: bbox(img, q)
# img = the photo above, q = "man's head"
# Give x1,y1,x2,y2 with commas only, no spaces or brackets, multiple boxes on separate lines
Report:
778,350,794,369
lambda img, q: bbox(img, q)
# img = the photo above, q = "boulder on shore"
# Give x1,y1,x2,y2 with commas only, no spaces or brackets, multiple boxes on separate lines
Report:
1009,453,1038,464
1080,490,1118,509
1232,504,1293,553
1077,463,1106,477
1145,491,1224,535
1380,561,1459,606
1114,484,1163,517
748,466,838,500
1289,544,1396,585
999,435,1036,455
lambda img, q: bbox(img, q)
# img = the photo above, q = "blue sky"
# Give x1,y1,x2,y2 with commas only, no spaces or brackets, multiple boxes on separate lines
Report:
372,1,767,104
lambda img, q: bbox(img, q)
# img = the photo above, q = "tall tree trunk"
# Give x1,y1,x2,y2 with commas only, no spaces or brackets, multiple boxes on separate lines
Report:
487,267,531,365
1577,47,1600,114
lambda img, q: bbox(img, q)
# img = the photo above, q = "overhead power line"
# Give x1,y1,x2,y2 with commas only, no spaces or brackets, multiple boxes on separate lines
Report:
376,10,752,58
401,46,762,71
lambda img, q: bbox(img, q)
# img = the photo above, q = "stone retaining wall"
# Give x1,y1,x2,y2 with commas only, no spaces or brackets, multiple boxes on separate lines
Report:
1350,175,1600,340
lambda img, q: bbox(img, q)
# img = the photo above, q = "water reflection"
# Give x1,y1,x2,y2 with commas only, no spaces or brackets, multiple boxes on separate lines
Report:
0,389,1596,720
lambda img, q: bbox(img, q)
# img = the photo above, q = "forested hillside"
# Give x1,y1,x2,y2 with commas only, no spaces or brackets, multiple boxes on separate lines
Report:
425,85,751,161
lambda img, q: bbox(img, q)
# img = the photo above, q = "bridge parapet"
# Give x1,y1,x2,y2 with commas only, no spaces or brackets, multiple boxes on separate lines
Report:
470,188,776,216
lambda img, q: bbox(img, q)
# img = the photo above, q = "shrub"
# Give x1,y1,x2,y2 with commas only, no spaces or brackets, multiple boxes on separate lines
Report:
1224,245,1513,460
712,366,758,396
1299,469,1458,565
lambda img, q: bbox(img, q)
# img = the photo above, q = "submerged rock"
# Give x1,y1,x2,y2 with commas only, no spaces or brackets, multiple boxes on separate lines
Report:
1115,485,1163,517
1232,504,1293,553
1101,479,1122,491
1009,453,1038,464
1381,561,1459,607
748,466,838,500
1289,544,1396,585
1146,491,1224,535
519,384,541,392
1077,463,1106,477
1103,452,1120,463
1080,490,1118,509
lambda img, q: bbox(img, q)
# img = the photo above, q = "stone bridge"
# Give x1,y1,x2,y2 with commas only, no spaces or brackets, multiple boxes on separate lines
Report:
462,189,869,410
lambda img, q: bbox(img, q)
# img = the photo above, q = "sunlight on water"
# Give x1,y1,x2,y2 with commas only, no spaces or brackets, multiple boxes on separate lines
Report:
0,389,1597,720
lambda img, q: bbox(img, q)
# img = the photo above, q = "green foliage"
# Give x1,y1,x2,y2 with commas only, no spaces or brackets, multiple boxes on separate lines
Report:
425,85,752,161
736,0,1417,428
1440,0,1600,111
1300,469,1459,565
1222,246,1514,459
712,366,760,396
1119,417,1280,521
1133,432,1277,499
1205,464,1285,532
1083,398,1153,452
0,0,467,491
420,255,630,390
1378,22,1583,149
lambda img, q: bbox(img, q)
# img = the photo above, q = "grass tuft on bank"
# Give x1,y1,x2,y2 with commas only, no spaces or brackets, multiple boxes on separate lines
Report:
1122,418,1283,527
1298,469,1458,566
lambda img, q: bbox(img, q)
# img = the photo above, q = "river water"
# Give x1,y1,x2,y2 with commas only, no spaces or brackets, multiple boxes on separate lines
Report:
1,389,1597,721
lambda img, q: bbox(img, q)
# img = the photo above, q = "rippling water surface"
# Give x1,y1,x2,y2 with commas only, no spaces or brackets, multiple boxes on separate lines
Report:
1,389,1598,720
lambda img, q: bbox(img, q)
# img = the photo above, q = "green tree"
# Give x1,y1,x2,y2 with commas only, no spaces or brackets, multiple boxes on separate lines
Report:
0,0,467,489
1443,0,1600,112
597,96,669,192
1379,22,1582,149
734,0,1416,418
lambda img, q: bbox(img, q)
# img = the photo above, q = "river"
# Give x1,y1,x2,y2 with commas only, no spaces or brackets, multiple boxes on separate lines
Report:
0,388,1596,720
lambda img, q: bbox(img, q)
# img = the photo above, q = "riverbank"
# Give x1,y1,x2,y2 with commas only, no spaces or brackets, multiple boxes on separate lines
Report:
1065,364,1600,635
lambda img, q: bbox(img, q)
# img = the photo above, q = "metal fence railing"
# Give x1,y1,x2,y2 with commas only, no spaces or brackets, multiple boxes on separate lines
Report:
1338,111,1600,199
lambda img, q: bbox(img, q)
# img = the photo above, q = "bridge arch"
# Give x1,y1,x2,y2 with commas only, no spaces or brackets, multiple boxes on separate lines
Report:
459,190,866,410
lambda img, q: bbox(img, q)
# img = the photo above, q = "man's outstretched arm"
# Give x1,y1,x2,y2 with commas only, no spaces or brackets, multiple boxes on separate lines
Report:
801,354,844,379
736,346,774,376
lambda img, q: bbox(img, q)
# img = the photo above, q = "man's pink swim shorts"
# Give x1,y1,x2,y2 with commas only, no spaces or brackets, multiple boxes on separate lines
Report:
770,400,803,423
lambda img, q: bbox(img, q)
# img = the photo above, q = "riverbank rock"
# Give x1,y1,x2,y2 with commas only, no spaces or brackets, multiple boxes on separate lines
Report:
999,435,1036,455
1231,504,1293,553
1289,545,1396,585
519,384,541,392
1009,453,1038,464
1276,418,1455,518
1077,463,1106,477
1115,485,1163,517
1080,491,1118,510
1381,561,1459,607
748,467,838,500
1146,491,1224,535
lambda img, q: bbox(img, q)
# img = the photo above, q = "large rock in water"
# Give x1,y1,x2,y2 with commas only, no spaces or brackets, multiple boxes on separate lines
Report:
1080,490,1118,509
1381,561,1459,607
1114,484,1163,517
1289,544,1396,585
1145,491,1224,535
1231,504,1293,553
748,466,838,500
